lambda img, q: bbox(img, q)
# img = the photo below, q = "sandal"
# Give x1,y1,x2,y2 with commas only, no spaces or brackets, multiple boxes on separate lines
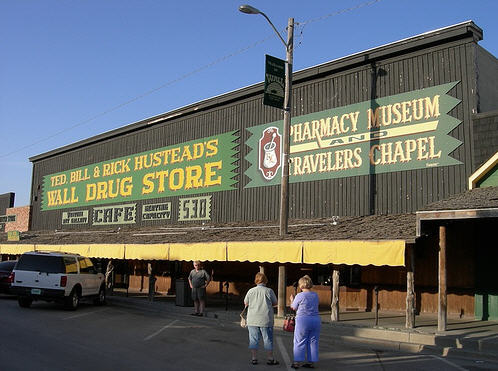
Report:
251,359,258,365
267,359,279,365
291,363,300,369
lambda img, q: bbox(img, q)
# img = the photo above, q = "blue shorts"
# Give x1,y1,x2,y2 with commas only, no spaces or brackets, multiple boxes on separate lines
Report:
248,326,273,351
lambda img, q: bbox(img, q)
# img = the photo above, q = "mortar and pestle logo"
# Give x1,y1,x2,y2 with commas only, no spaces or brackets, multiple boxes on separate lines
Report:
258,127,281,181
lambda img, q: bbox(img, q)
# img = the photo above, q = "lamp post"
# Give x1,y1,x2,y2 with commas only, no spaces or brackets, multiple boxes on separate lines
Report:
239,5,294,237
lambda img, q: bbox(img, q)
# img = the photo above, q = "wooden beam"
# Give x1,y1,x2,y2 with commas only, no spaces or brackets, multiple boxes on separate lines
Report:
374,286,379,326
406,245,416,329
438,225,447,331
278,265,286,317
416,208,498,237
331,266,340,321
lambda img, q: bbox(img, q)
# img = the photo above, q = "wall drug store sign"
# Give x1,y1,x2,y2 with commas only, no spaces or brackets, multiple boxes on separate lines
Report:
42,132,239,211
245,82,462,187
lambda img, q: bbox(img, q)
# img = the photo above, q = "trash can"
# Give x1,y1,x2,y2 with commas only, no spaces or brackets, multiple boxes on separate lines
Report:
175,278,193,306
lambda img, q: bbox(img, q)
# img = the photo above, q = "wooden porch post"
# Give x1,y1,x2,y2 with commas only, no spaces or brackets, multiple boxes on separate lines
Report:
406,245,416,329
278,265,286,317
438,225,447,332
331,265,340,322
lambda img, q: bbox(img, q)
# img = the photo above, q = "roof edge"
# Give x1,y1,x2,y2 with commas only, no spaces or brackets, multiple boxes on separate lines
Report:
469,151,498,189
416,207,498,236
30,21,483,163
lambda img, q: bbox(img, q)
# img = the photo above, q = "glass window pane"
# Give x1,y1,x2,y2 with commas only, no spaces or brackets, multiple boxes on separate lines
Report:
16,255,64,274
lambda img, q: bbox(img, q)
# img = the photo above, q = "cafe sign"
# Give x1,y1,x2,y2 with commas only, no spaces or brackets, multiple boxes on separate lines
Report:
93,203,136,226
245,82,462,187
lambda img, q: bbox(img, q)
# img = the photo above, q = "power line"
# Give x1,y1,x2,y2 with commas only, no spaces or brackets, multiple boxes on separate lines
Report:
299,0,382,27
0,35,275,159
295,0,382,49
1,0,382,159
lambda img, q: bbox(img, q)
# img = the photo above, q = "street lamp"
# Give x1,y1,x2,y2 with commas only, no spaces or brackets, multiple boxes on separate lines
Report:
239,4,294,237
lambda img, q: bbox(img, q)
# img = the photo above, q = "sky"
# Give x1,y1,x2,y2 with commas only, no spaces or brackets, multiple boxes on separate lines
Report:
1,0,497,207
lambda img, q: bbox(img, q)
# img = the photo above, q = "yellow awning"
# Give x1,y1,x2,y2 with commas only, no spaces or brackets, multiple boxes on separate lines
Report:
35,244,125,259
303,240,405,266
227,241,303,263
1,240,405,266
124,244,169,260
169,242,226,262
0,244,35,255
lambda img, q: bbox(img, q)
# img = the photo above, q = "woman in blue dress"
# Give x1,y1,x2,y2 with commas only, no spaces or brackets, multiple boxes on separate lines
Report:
290,275,321,369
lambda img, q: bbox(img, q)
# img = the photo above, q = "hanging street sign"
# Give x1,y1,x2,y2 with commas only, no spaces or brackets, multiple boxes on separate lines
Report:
264,54,285,109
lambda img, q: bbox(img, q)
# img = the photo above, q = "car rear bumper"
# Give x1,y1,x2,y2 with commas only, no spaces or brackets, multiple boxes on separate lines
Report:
11,286,65,300
0,283,13,294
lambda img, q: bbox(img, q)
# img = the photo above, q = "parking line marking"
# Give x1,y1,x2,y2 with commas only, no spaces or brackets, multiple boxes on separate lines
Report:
63,308,107,320
429,355,467,371
276,336,292,370
144,319,179,341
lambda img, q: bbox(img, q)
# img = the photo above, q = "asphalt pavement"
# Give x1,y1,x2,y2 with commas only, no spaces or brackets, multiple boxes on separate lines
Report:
4,294,496,371
106,288,498,362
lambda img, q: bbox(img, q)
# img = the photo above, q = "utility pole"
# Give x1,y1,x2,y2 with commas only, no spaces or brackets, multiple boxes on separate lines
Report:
239,5,294,237
279,17,294,237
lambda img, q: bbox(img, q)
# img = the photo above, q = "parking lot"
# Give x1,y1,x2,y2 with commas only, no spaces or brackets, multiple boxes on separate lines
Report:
1,294,497,370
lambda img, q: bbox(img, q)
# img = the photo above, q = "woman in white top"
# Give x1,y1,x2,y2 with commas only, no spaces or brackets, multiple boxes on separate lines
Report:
243,272,279,366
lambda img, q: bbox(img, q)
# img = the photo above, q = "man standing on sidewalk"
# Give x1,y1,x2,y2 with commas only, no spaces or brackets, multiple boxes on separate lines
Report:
188,261,211,316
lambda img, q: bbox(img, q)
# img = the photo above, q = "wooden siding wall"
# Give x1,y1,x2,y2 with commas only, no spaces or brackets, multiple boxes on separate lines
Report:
31,37,480,230
476,46,498,113
357,219,490,315
0,193,15,214
0,192,15,232
472,110,498,168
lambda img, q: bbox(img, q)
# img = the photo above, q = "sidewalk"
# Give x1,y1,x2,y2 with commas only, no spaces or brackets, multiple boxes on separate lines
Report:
106,289,498,361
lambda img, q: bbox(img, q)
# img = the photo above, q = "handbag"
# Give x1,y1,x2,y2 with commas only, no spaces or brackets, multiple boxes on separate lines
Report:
240,306,248,328
283,314,295,332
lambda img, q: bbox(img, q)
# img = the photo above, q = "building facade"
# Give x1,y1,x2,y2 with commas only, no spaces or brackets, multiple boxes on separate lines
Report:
3,22,497,322
29,21,498,231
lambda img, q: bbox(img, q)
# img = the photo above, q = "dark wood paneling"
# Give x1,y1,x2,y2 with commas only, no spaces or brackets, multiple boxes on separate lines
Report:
30,36,483,230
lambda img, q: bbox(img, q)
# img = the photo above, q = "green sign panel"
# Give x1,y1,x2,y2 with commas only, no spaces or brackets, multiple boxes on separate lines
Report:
264,54,285,109
142,202,171,221
178,195,211,221
42,131,239,211
62,210,89,225
7,231,20,241
246,82,462,187
92,203,136,225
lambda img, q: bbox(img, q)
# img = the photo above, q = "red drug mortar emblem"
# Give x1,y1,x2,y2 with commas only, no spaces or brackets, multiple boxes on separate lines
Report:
258,126,281,180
